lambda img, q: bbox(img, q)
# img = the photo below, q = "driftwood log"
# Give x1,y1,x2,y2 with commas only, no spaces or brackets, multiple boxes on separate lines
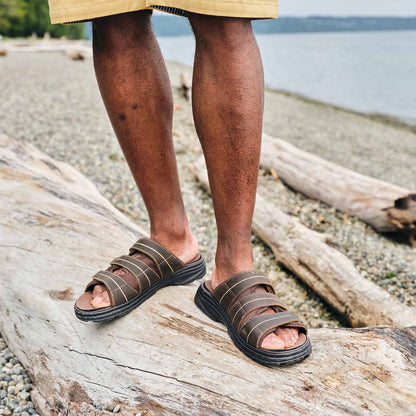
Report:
65,49,86,61
2,40,92,56
1,136,416,416
193,157,416,328
179,72,191,101
260,134,416,244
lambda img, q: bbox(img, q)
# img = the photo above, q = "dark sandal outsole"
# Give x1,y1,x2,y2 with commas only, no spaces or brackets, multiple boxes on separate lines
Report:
75,255,206,322
194,281,312,366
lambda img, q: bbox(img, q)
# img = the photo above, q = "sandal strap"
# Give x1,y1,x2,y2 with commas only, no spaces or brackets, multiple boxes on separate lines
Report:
239,311,300,348
256,321,308,349
212,270,275,313
228,292,288,332
130,237,185,278
86,270,139,307
110,255,160,293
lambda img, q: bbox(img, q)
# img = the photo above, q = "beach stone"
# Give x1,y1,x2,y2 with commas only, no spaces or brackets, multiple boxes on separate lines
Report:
0,335,38,416
19,392,30,401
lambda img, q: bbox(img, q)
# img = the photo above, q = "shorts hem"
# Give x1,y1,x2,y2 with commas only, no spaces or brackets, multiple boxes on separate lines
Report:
49,0,278,24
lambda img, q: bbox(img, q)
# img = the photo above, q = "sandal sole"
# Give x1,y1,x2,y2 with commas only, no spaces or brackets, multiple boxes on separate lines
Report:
194,282,312,366
75,255,206,322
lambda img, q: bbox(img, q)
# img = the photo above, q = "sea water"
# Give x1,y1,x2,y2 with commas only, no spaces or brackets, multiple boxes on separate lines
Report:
157,30,416,124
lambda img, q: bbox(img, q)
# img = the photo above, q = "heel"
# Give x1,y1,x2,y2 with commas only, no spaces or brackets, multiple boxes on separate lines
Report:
194,286,222,323
170,257,206,286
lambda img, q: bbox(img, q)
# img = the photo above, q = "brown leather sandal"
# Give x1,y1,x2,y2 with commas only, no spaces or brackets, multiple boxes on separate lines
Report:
194,270,312,366
75,237,206,322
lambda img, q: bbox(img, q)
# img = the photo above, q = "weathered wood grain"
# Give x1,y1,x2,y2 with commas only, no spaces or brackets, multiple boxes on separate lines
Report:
1,136,415,416
260,134,416,243
193,157,415,328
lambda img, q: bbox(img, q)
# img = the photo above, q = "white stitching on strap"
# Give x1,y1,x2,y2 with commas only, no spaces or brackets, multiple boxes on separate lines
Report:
218,275,266,305
231,296,278,326
122,255,157,275
135,242,174,273
97,271,130,302
115,258,153,287
245,313,294,343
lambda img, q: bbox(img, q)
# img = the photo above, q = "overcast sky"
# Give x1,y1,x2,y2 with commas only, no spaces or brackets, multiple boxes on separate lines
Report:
279,0,416,16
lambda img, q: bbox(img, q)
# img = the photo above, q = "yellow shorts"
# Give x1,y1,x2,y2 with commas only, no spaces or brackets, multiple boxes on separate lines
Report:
48,0,279,24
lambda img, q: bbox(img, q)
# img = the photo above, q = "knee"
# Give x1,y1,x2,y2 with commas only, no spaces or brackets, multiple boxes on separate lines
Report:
188,14,254,49
92,10,152,48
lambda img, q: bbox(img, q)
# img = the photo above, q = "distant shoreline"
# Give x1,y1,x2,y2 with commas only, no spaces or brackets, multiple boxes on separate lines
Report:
151,15,416,37
264,86,416,133
169,59,416,133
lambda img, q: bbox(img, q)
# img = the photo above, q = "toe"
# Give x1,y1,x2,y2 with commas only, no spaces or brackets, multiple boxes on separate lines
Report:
90,285,111,308
286,327,299,347
285,328,299,347
276,327,299,348
261,332,286,350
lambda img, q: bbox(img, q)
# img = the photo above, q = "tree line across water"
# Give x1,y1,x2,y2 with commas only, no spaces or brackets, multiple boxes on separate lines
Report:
0,0,85,39
2,1,415,39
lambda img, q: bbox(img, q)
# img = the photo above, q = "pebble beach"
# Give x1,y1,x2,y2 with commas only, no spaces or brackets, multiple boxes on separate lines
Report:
1,51,415,414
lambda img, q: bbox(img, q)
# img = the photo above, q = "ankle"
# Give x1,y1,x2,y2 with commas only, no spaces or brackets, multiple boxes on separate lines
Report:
150,225,199,263
211,261,254,290
212,245,254,289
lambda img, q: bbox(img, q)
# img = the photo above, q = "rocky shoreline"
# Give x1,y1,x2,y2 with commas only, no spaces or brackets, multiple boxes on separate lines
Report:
0,335,36,416
1,51,415,414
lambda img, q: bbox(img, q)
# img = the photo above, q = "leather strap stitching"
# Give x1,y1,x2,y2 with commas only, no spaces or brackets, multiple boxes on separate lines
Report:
96,271,137,303
231,296,284,329
245,313,294,343
218,275,266,305
134,242,174,273
111,257,152,288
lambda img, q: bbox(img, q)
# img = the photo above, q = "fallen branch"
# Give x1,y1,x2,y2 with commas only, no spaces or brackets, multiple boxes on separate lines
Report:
179,72,191,101
193,157,416,328
65,49,86,61
261,134,416,244
3,39,92,55
1,137,415,416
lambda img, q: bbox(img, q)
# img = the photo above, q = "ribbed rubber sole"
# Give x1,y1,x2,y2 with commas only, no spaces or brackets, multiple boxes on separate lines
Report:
194,282,312,366
75,255,206,322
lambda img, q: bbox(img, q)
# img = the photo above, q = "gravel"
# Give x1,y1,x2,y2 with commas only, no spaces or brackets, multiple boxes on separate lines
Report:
0,334,37,416
1,50,414,411
263,88,416,190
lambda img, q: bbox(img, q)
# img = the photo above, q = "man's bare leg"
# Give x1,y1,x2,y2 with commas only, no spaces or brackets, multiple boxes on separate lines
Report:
188,13,301,349
90,11,198,307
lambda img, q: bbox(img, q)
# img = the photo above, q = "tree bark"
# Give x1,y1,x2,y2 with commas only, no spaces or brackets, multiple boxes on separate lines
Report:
260,134,416,244
1,136,415,416
193,157,415,328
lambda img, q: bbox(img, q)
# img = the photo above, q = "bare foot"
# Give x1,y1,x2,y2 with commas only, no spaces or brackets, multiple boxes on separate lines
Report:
90,232,199,308
211,266,301,350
